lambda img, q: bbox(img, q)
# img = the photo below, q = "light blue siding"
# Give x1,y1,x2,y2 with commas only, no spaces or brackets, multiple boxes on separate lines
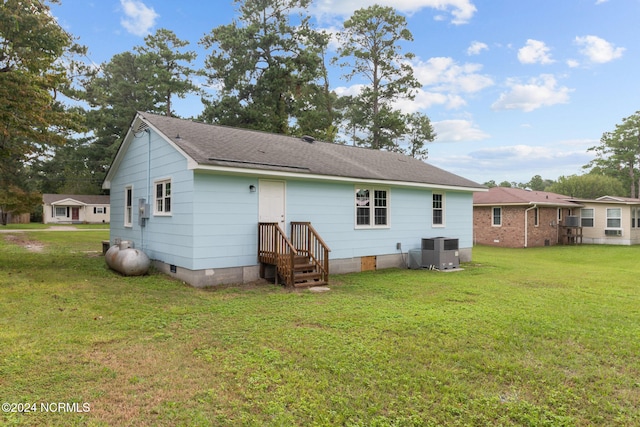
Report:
110,129,475,272
287,181,473,259
191,173,259,270
109,131,195,268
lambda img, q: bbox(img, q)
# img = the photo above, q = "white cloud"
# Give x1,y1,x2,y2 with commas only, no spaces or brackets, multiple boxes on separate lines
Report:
333,84,366,98
518,39,554,65
491,74,572,112
467,41,488,56
334,84,466,112
334,56,492,112
575,35,625,63
310,0,477,24
413,57,494,93
396,90,466,112
432,143,595,183
120,0,158,37
566,59,580,68
433,119,489,142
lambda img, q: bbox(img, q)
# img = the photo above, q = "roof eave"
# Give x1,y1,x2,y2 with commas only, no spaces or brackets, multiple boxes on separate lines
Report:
474,201,583,207
192,164,486,192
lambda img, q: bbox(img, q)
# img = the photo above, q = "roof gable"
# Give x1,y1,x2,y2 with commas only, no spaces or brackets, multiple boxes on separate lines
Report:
595,196,640,203
110,112,484,191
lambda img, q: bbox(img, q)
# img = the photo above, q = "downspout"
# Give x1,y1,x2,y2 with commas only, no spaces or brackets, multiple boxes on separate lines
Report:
142,128,151,251
524,204,538,248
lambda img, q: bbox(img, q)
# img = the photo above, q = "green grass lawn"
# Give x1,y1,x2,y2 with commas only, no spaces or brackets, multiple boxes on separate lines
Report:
1,233,639,426
0,223,110,230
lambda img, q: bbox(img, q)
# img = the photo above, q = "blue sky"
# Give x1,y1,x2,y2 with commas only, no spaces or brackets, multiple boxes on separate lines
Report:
51,0,639,185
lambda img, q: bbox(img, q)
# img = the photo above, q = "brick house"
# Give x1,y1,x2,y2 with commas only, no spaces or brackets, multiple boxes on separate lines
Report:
473,187,581,248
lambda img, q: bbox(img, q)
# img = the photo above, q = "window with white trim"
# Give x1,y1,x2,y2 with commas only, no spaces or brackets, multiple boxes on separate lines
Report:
534,207,539,227
55,207,67,217
125,186,133,226
632,207,639,228
492,207,502,226
580,208,594,227
355,187,388,228
606,208,621,228
155,179,172,215
432,193,444,226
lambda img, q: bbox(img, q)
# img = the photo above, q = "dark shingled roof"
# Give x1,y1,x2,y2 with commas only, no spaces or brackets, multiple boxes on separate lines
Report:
139,112,484,190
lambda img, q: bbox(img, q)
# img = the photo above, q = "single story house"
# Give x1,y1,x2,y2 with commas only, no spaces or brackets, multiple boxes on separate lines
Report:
43,194,110,224
570,196,640,245
102,112,486,287
473,187,583,248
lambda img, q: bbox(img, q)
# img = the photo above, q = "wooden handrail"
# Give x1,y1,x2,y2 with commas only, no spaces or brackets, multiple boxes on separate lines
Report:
259,222,330,286
258,222,296,286
291,222,331,283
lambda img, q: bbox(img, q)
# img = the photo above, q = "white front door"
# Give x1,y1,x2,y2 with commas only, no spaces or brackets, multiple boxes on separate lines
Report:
258,180,286,230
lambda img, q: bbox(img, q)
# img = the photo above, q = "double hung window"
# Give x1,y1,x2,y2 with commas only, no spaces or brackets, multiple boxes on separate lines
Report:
355,188,388,228
492,207,502,226
155,179,172,215
580,208,594,227
125,186,133,226
606,208,621,228
432,193,444,226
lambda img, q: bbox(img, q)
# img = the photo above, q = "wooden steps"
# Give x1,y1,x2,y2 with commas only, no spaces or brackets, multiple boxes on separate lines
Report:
292,255,325,288
258,222,330,288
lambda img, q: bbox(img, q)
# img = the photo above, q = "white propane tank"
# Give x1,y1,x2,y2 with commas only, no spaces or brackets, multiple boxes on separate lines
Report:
105,243,150,276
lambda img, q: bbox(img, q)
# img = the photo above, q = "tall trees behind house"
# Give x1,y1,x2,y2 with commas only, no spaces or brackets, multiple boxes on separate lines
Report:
333,5,421,150
199,0,336,140
33,1,441,199
547,175,626,199
585,111,640,198
41,29,200,195
0,0,86,220
403,112,436,159
25,0,448,198
134,29,200,118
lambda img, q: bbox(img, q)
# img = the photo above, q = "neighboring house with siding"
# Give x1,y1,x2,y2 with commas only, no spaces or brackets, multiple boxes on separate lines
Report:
43,194,110,224
571,196,640,245
102,112,485,287
473,187,582,248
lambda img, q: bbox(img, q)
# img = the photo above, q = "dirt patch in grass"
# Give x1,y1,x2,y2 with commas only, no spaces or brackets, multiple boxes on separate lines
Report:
3,233,45,252
86,341,239,426
47,225,79,231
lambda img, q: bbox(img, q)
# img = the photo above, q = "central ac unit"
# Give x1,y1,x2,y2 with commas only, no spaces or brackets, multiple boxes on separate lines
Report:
408,237,460,270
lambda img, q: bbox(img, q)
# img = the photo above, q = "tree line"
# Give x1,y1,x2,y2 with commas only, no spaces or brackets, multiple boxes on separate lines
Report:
1,0,435,220
1,0,639,222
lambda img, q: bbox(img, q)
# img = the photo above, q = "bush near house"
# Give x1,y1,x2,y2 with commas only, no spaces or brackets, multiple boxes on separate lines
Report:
1,232,639,426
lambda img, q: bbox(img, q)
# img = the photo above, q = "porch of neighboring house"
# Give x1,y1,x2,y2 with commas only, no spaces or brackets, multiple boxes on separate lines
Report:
51,205,82,223
258,222,330,287
559,215,583,245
